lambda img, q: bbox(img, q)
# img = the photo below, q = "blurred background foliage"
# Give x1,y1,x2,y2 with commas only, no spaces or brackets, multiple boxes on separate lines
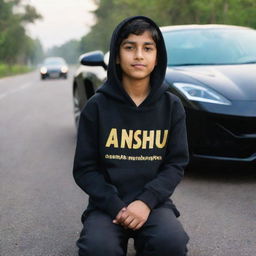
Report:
81,0,256,53
0,0,43,65
1,0,256,73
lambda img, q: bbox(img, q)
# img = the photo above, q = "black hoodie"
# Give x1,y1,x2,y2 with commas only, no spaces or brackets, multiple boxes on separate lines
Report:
73,16,189,219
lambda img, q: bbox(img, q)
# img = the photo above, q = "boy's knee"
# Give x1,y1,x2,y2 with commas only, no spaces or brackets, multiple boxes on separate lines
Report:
146,230,189,256
77,231,123,256
78,243,121,256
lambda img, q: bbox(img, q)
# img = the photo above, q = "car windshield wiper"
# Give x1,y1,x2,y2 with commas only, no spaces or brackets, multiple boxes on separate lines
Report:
240,60,256,64
169,63,220,66
169,62,253,66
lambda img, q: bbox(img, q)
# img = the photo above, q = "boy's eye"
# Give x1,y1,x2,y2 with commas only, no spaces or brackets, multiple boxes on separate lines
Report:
145,47,153,51
124,45,134,50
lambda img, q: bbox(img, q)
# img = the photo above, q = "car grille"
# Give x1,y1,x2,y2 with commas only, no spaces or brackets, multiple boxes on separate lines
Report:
186,109,256,160
217,117,256,138
48,69,60,73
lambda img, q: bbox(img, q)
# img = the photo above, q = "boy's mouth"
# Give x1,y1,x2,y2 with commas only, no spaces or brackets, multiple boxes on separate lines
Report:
131,63,146,67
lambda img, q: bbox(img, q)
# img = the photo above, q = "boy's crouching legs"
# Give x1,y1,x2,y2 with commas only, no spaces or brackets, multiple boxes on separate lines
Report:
77,210,129,256
134,207,189,256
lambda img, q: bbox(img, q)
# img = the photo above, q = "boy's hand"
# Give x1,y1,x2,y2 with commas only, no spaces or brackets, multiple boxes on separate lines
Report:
113,200,151,230
113,207,127,225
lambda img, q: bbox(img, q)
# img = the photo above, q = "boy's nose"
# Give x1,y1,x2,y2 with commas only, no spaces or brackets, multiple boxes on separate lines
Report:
135,48,144,59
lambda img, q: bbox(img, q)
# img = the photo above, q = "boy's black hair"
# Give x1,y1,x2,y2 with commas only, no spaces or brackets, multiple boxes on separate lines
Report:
116,18,160,54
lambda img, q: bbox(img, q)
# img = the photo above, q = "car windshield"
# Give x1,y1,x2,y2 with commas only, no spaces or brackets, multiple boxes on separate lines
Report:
163,28,256,66
44,58,65,65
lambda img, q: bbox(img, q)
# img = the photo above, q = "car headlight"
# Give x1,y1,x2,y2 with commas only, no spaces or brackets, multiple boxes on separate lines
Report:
40,67,47,74
61,66,68,73
173,82,231,105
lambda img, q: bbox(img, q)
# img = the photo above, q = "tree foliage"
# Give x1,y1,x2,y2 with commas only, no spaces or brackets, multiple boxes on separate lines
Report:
80,0,256,53
0,0,42,65
46,40,81,64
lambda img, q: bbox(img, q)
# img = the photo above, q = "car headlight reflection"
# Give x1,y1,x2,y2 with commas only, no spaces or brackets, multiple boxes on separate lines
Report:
40,67,47,74
173,82,231,105
61,66,68,73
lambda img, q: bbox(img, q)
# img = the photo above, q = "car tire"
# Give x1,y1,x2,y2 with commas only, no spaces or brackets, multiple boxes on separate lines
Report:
73,85,81,128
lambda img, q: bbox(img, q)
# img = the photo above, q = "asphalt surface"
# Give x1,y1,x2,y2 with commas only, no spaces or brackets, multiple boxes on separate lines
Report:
0,70,255,256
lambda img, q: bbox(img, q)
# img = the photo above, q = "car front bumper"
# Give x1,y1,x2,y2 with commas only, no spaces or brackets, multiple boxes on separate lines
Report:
186,108,256,164
41,69,67,78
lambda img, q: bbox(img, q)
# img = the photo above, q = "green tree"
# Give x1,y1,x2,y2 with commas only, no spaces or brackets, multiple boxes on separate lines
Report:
0,0,42,65
80,0,256,54
46,39,81,64
23,37,44,66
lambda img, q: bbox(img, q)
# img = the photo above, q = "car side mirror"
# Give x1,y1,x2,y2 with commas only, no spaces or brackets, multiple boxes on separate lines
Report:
79,51,107,70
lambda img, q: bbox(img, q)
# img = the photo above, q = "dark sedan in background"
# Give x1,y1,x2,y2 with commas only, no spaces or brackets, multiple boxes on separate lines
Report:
72,24,256,165
40,57,68,80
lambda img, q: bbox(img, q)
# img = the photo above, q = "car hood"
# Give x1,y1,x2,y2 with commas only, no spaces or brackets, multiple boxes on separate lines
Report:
166,64,256,101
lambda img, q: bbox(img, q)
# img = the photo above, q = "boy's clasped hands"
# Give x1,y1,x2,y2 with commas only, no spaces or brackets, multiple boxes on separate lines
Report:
113,200,151,230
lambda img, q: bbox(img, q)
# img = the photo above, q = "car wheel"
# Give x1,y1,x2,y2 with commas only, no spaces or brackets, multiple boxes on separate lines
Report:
73,85,81,128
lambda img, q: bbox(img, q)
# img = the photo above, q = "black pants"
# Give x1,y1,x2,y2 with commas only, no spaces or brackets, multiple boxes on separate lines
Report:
77,207,189,256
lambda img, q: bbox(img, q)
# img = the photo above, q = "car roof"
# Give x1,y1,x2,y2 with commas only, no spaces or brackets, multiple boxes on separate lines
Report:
160,24,253,32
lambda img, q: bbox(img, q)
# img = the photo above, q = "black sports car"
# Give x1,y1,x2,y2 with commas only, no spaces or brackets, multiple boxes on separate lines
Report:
72,24,256,164
40,57,68,80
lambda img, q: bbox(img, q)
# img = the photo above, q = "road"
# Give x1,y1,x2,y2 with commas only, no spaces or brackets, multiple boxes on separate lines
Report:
0,70,255,256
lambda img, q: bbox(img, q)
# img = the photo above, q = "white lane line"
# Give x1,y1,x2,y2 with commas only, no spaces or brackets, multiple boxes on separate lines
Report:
0,82,33,100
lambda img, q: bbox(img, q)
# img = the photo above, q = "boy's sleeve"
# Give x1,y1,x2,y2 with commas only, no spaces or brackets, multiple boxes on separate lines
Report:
136,98,189,209
73,104,126,218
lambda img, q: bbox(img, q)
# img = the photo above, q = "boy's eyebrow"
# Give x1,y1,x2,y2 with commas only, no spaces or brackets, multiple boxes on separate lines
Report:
121,40,156,46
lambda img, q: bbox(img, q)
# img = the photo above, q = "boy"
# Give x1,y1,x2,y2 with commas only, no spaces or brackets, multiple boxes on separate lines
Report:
73,16,189,256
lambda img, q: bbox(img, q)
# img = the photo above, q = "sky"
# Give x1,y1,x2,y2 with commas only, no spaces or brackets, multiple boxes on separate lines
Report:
26,0,97,50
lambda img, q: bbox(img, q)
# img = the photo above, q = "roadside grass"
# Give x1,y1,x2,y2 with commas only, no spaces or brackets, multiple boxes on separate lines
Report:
0,63,34,78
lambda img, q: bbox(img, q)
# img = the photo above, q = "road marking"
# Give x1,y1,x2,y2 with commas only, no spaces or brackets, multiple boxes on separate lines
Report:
0,82,33,100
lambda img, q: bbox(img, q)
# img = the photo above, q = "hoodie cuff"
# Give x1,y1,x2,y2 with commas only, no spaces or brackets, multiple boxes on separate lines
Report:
136,189,159,210
106,194,126,219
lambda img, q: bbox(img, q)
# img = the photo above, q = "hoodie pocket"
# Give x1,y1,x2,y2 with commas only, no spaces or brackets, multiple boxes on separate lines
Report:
106,167,156,199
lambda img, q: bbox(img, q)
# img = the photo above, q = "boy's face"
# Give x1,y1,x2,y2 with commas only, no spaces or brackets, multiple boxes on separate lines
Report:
117,31,157,83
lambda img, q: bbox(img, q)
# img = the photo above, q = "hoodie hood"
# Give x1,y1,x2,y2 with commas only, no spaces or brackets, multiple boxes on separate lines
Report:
97,16,168,107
